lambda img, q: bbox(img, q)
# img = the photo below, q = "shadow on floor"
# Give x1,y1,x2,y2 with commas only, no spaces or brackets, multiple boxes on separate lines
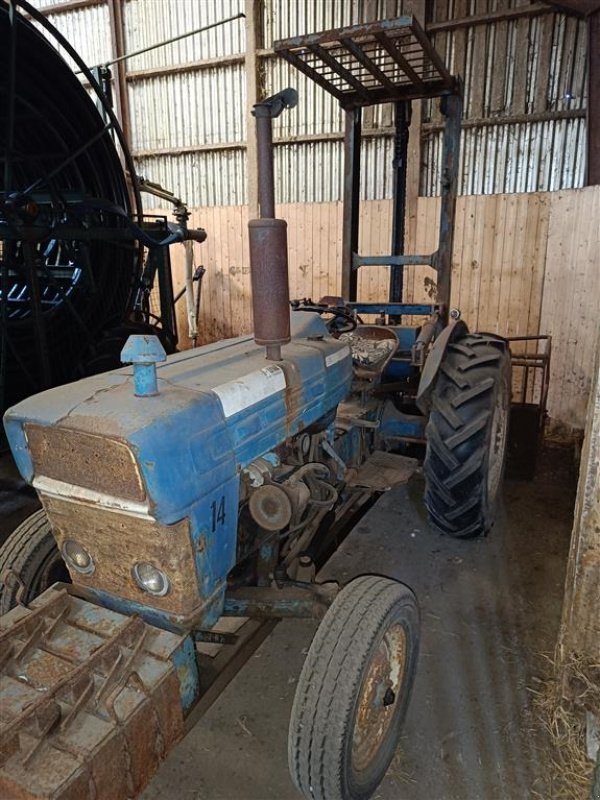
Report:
142,443,576,800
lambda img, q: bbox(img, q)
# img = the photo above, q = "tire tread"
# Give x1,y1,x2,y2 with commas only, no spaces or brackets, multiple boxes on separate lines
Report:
423,332,511,539
289,576,419,800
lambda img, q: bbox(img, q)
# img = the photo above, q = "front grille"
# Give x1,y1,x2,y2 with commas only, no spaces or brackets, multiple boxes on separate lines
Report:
25,423,145,503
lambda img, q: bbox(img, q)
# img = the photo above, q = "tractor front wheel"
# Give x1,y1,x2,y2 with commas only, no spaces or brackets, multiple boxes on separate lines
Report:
423,333,511,539
0,509,68,614
288,575,419,800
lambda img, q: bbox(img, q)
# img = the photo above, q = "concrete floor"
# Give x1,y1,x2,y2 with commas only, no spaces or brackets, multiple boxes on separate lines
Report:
138,444,576,800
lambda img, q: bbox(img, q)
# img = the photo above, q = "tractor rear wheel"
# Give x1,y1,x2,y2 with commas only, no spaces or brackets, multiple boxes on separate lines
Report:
423,333,511,539
0,509,68,614
288,575,419,800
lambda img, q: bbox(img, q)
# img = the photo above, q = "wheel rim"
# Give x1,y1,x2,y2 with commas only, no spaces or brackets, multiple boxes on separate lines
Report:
351,622,407,774
487,375,510,501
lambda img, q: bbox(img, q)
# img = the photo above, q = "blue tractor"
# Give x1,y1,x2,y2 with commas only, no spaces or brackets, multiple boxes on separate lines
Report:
0,11,510,800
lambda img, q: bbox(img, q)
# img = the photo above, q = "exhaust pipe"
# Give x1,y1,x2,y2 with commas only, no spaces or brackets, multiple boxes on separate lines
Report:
248,88,297,361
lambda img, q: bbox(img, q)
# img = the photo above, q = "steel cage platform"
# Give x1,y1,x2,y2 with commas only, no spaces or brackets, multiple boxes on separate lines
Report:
274,15,458,108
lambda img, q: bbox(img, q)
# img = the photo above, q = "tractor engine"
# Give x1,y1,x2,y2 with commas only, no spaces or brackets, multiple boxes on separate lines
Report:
237,433,345,577
4,311,353,631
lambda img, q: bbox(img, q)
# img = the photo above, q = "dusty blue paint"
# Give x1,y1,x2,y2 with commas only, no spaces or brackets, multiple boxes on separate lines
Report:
3,418,33,482
380,415,426,441
171,634,200,714
3,312,353,632
121,334,167,397
384,326,420,381
223,595,322,618
349,303,434,316
78,586,191,631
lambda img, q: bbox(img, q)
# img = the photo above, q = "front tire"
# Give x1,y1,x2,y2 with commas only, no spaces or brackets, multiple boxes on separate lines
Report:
424,333,511,538
0,509,68,614
288,575,419,800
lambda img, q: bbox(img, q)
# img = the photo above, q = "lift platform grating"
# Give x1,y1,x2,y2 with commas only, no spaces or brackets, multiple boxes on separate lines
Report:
274,16,457,108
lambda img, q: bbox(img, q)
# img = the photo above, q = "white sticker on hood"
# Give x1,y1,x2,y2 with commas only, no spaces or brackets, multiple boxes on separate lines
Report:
213,365,286,418
326,345,350,367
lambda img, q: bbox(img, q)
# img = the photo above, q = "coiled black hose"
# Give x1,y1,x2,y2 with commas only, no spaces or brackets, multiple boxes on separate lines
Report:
0,0,141,415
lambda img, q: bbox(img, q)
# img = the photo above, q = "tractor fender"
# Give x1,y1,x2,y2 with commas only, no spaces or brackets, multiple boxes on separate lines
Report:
416,319,469,414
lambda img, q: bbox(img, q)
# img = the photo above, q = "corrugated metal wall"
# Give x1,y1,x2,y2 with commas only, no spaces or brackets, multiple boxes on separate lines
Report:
32,0,588,206
32,2,112,70
124,0,247,206
423,0,588,194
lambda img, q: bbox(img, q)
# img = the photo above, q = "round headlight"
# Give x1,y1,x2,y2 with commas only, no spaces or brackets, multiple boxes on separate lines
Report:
62,539,95,575
132,562,170,597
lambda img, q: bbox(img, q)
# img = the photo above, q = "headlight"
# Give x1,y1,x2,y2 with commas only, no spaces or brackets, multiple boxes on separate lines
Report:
132,562,170,597
62,539,95,575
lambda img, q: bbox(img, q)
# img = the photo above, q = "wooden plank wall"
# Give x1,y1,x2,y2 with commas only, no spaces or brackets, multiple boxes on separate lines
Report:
540,187,600,431
155,185,598,432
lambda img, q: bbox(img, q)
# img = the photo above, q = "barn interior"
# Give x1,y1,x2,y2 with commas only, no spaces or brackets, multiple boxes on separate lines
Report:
0,2,599,800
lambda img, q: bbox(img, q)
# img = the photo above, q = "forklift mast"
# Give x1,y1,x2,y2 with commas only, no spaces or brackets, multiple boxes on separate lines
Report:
275,16,463,324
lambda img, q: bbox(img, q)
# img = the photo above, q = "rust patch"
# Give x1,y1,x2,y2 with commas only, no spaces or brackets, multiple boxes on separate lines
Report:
0,589,186,800
351,623,407,774
278,361,303,438
43,495,200,619
26,424,145,503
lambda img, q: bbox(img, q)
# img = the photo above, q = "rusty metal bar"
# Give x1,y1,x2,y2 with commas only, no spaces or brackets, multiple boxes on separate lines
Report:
274,16,415,50
410,19,453,85
434,92,462,321
255,114,275,218
389,101,410,308
94,12,245,71
339,37,396,91
223,583,338,619
277,47,346,103
374,31,426,92
307,43,372,103
342,107,361,300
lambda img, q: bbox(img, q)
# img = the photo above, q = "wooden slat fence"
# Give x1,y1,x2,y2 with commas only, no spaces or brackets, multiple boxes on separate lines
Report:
151,185,599,431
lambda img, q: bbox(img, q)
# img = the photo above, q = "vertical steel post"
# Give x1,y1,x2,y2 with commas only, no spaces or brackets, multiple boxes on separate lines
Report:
435,91,462,323
341,107,362,301
389,101,411,312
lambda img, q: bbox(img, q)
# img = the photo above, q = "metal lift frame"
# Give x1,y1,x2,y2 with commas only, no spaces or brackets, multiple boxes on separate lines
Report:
275,15,462,325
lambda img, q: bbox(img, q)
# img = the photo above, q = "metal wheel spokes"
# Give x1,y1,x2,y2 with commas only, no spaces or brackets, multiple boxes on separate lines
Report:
352,622,407,774
0,0,141,417
487,377,510,502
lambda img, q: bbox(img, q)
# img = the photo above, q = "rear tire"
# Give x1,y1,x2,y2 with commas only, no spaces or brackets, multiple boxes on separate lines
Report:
424,333,511,538
0,509,68,614
288,575,419,800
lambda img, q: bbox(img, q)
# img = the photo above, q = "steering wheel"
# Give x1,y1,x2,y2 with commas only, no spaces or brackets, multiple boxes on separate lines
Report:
291,300,358,335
